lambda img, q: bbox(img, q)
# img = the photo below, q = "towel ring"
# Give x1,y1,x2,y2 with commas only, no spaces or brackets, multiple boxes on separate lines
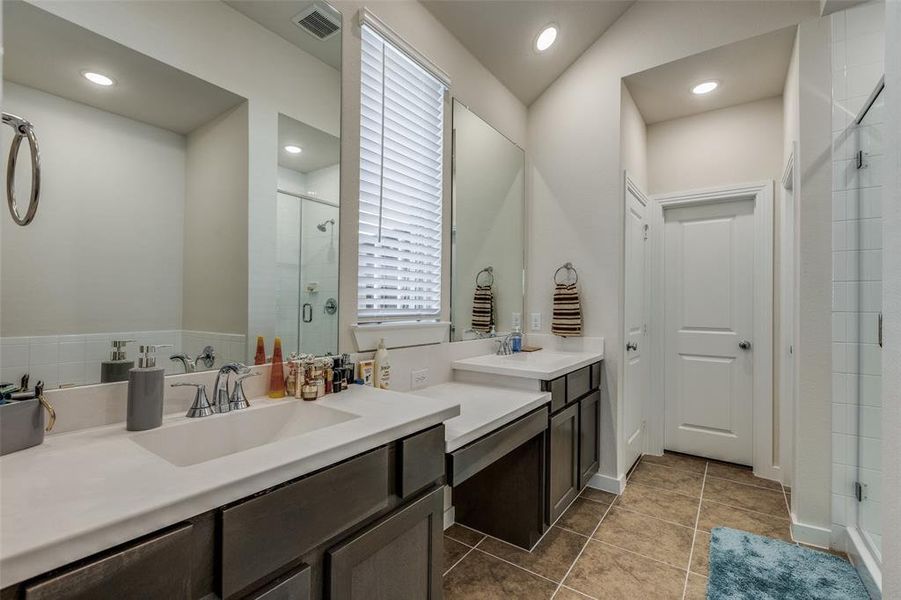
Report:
3,113,41,227
554,262,578,285
476,266,494,287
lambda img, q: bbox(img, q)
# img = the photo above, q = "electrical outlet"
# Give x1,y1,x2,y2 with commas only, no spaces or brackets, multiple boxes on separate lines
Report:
411,369,430,390
512,313,522,329
530,312,541,331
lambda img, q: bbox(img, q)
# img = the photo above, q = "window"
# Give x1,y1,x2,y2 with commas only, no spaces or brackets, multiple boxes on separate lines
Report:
358,23,446,321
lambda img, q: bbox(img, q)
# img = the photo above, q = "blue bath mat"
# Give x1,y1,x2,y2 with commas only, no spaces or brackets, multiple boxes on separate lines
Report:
707,527,869,599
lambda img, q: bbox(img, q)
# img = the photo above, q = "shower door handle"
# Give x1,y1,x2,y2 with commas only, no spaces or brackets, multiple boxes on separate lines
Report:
302,303,313,323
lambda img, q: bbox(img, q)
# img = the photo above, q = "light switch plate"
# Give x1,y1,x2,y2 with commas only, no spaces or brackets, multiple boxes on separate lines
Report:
530,312,541,331
512,313,522,329
411,369,430,390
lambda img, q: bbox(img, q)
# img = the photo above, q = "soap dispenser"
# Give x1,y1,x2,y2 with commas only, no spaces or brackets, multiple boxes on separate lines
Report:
127,344,172,431
101,339,135,383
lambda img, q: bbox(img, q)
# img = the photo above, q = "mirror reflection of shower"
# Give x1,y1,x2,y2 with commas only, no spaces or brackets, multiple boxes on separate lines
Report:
274,113,340,357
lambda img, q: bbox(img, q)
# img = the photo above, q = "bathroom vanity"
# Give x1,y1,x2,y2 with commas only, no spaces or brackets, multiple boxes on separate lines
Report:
0,387,459,600
417,349,604,550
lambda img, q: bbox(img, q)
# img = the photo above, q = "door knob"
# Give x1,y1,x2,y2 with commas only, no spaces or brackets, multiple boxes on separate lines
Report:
739,340,752,350
626,342,638,351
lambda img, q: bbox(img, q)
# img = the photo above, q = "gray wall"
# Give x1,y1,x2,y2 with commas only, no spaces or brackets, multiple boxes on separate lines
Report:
183,103,249,335
1,82,186,336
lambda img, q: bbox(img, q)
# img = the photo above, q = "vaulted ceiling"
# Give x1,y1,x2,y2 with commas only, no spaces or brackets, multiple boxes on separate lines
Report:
422,0,634,105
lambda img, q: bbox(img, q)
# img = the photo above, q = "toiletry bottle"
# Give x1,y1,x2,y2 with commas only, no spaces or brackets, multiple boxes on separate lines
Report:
254,336,267,365
127,344,171,431
101,340,135,383
511,326,523,353
268,337,286,398
373,338,391,389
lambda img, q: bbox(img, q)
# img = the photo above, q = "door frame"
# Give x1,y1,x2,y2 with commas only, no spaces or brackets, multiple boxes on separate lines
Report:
779,145,799,488
648,181,776,480
621,172,649,473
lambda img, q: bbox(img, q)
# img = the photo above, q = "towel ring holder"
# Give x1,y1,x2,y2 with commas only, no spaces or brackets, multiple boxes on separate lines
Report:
3,113,41,227
554,262,578,285
476,266,494,287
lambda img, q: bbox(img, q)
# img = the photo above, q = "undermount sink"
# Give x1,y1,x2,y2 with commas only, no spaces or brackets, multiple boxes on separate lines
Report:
131,401,359,466
452,350,603,380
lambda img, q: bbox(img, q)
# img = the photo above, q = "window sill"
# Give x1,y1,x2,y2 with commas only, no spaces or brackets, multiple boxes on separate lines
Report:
351,321,450,351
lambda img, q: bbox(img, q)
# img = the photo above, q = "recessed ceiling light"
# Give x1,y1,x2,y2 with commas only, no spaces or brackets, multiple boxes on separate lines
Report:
691,80,719,95
535,25,558,52
284,145,303,154
82,71,115,86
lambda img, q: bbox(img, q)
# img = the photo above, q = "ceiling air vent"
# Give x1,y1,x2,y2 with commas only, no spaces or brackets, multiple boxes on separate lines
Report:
292,2,341,41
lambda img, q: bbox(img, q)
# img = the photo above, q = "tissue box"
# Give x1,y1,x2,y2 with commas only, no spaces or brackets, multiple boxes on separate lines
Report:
0,398,45,455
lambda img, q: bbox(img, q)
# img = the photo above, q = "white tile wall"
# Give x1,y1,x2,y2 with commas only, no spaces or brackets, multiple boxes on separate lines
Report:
0,329,246,389
830,1,884,553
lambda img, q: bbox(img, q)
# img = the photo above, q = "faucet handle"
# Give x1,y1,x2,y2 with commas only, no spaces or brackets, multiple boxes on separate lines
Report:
171,383,215,418
230,372,261,411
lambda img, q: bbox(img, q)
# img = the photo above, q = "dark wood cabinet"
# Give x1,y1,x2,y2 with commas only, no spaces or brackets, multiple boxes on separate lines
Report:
548,402,580,523
220,447,392,599
2,425,447,600
327,487,444,600
579,390,601,489
22,523,194,600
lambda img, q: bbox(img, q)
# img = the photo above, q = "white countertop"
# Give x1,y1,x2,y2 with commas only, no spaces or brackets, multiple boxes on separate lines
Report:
410,382,550,452
451,349,604,380
0,386,459,587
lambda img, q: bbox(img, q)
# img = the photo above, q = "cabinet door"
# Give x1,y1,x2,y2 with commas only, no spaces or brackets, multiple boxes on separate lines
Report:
548,403,579,524
328,487,444,600
579,390,601,489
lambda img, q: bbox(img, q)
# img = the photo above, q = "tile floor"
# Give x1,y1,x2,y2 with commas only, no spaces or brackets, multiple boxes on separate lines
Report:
443,451,845,600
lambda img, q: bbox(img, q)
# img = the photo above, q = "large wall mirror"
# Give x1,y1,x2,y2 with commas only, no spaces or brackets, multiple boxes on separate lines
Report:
451,100,525,341
1,0,341,389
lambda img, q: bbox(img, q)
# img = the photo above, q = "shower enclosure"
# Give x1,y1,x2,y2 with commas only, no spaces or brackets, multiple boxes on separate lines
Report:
851,85,883,564
275,191,339,356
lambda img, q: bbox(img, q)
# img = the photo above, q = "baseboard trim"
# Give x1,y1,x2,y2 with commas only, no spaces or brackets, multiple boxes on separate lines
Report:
790,514,832,547
443,506,455,530
587,472,625,495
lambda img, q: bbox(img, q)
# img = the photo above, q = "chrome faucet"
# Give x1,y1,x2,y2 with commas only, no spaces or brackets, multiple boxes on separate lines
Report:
169,345,216,373
495,334,513,356
212,362,249,413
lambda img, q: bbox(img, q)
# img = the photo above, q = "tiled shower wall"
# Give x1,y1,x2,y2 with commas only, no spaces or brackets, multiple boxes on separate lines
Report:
0,330,246,389
830,0,884,548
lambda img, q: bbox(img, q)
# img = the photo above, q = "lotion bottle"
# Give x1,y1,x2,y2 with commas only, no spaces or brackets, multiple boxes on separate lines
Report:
101,340,135,383
127,344,171,431
373,338,391,389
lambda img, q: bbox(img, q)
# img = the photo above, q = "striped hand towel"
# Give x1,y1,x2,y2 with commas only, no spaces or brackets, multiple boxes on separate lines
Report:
551,283,582,337
471,285,495,333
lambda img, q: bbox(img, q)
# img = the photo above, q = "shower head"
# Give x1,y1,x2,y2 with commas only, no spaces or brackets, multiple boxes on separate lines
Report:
317,218,335,232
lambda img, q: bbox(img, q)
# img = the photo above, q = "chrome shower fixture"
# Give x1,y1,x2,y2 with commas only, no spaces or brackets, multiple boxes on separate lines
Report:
317,218,335,232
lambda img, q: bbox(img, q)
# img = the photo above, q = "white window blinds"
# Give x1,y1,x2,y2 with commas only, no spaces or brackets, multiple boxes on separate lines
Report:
358,24,446,320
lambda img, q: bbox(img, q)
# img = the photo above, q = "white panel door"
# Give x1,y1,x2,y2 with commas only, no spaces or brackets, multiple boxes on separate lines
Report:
664,199,755,464
623,182,648,471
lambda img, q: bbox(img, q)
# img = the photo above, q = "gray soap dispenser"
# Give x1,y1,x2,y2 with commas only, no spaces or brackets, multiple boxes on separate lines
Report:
127,344,172,431
101,339,135,383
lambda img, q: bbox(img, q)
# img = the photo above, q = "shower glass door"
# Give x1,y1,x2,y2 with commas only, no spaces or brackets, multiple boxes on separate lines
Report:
275,192,339,357
853,89,883,560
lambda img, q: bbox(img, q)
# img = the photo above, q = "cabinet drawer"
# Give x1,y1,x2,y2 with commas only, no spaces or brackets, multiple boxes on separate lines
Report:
220,447,391,599
399,425,446,498
542,376,567,412
566,366,591,403
590,362,601,389
247,564,311,600
448,407,548,486
24,523,193,600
